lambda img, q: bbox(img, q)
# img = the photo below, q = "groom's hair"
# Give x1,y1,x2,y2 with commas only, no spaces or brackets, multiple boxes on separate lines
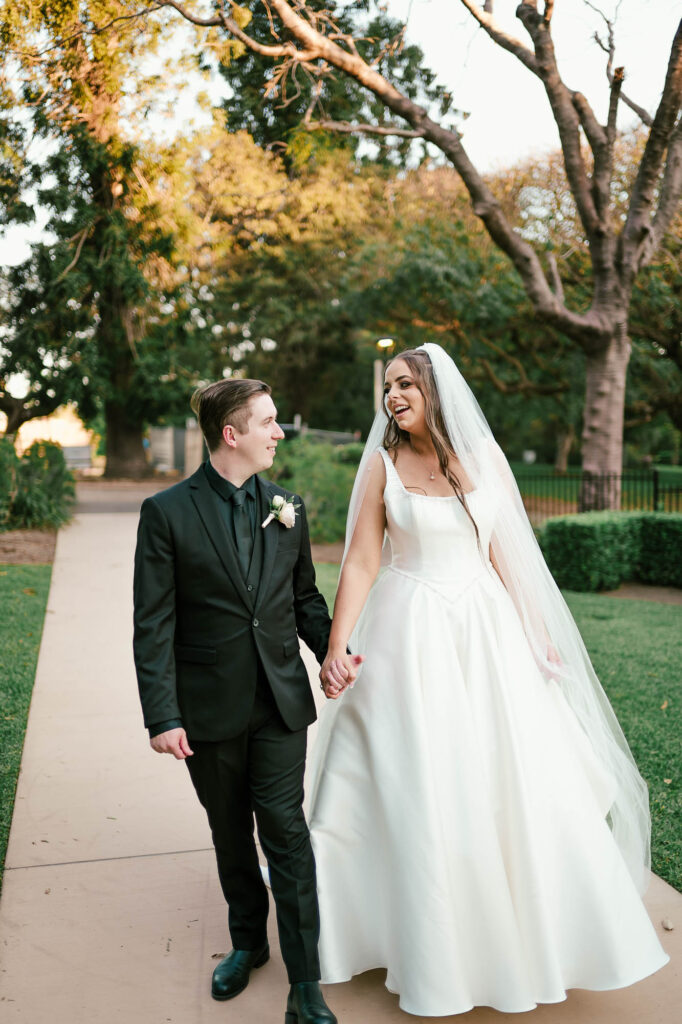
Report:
191,378,271,451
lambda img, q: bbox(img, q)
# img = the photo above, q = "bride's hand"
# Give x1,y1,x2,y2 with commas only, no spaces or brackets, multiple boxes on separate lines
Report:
320,651,365,699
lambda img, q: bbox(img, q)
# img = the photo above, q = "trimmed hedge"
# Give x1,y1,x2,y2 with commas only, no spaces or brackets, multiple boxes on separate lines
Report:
0,440,75,531
540,511,682,591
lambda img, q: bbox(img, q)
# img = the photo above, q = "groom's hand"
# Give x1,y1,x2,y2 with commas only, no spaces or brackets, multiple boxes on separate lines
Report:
150,727,194,759
320,653,365,699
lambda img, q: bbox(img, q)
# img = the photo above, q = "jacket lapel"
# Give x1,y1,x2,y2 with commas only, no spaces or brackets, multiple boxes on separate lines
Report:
255,476,280,611
189,468,253,610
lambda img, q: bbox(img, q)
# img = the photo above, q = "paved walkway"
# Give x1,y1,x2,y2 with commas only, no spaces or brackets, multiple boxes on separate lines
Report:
0,487,680,1022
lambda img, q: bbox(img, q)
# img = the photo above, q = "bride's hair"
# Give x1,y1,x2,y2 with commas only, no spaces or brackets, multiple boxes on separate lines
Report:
383,348,480,544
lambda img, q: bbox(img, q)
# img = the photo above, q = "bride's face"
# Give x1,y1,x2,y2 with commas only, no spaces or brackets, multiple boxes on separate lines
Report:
384,359,426,434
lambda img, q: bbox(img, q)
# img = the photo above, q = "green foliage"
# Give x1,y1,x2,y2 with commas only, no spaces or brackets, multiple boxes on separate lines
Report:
0,437,18,526
639,515,682,588
267,437,361,542
0,564,52,889
1,442,75,530
541,511,682,591
0,3,216,470
219,1,450,170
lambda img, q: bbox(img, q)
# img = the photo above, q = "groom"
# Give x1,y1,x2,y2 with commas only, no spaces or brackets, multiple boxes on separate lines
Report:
133,377,337,1024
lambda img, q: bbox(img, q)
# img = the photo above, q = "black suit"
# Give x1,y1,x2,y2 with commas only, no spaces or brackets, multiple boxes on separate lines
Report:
133,464,331,982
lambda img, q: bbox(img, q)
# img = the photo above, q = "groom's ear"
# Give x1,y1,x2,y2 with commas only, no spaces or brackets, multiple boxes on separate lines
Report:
222,424,237,448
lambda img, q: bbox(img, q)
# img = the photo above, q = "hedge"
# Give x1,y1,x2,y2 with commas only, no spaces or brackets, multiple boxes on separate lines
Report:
0,440,75,531
540,511,682,592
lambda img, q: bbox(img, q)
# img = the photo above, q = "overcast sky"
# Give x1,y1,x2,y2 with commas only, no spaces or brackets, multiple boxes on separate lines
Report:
1,1,679,265
389,0,681,170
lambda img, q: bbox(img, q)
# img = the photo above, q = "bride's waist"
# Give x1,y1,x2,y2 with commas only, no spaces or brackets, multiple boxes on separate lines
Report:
385,562,495,601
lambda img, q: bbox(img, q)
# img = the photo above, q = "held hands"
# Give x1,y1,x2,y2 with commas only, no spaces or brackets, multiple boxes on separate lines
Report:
320,650,365,699
150,727,194,760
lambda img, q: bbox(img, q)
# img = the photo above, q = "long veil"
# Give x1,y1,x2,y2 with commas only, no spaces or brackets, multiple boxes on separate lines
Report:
342,342,651,894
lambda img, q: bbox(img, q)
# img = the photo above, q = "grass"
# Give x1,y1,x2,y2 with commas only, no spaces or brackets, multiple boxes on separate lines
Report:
313,561,341,612
0,564,52,890
315,563,682,891
565,592,681,891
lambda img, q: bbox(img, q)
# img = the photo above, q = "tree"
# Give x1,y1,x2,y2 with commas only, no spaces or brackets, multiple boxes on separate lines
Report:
627,211,682,454
216,0,450,170
182,120,387,432
156,0,682,507
0,2,212,474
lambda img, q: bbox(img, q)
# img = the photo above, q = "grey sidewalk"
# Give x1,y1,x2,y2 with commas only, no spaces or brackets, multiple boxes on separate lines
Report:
0,498,679,1022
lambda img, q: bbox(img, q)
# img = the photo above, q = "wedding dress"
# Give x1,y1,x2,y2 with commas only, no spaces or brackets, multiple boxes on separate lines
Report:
307,446,668,1016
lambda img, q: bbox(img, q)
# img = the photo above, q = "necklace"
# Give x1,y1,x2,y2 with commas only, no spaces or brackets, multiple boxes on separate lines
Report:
411,446,438,480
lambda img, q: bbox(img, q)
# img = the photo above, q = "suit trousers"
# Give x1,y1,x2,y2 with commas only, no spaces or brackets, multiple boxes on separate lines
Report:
186,671,321,984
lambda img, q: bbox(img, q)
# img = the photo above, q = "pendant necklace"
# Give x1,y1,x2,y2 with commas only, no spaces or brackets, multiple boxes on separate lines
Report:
412,445,437,480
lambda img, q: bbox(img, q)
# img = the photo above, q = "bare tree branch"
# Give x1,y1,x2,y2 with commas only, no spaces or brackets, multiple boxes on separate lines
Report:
456,0,539,76
645,116,682,264
547,252,564,303
55,225,91,282
620,19,682,284
516,2,602,239
589,1,653,127
303,116,423,138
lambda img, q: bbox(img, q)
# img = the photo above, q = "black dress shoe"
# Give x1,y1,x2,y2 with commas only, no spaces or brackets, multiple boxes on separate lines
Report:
211,942,270,1000
285,981,337,1024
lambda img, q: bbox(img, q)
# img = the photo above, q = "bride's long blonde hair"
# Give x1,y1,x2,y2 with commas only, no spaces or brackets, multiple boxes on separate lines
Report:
382,348,480,545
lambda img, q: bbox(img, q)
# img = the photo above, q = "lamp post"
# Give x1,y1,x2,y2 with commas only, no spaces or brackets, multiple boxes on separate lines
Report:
374,337,395,413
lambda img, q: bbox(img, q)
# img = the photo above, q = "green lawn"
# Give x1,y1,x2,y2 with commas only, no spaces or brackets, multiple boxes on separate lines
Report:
315,562,681,891
565,591,681,891
0,564,52,890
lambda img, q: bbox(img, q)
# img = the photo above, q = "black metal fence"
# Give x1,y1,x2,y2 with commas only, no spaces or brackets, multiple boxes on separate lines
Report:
515,469,682,525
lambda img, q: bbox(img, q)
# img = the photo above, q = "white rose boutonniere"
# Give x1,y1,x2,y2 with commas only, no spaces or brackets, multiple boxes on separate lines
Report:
262,494,300,529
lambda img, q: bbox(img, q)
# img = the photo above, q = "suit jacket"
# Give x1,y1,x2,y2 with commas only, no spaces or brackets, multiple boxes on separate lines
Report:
133,466,332,741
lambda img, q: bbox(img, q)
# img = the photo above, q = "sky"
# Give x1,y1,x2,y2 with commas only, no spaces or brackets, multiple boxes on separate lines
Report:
387,0,681,170
1,0,680,265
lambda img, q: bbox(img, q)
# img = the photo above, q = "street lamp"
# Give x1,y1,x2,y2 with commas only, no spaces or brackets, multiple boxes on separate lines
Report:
374,338,395,413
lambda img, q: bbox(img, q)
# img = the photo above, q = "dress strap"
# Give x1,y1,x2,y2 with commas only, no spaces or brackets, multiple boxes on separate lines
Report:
376,446,399,489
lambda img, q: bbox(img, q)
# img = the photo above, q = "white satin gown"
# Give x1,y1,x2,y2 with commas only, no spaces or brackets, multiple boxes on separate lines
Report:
307,447,668,1016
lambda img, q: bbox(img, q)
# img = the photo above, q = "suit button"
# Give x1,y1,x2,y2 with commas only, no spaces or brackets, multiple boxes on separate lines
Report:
247,584,254,592
253,619,259,628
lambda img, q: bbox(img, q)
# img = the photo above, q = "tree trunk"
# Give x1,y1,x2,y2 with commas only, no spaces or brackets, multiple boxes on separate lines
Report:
579,325,631,510
554,423,575,473
103,401,149,479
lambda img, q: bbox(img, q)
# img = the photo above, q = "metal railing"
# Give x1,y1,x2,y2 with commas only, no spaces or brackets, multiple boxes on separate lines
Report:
515,469,682,525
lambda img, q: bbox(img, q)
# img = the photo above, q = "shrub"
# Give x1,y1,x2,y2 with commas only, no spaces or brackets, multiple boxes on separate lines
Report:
540,511,682,592
267,436,360,543
0,439,19,528
638,514,682,588
4,441,75,531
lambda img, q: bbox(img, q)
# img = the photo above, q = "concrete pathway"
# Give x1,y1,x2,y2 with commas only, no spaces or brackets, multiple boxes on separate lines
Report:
0,489,680,1023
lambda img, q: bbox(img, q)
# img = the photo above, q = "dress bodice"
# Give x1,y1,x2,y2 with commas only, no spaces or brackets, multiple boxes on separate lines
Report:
378,447,499,593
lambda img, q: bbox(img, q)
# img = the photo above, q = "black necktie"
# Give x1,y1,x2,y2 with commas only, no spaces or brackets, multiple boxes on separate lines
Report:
231,489,253,577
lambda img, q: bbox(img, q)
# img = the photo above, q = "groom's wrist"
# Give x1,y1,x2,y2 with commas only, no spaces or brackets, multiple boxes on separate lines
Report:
148,717,183,738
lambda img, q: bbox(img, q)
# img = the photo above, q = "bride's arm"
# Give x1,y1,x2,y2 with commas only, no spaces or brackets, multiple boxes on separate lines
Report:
321,453,387,695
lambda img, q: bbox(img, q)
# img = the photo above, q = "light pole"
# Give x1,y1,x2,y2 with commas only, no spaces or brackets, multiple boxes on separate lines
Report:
374,338,395,413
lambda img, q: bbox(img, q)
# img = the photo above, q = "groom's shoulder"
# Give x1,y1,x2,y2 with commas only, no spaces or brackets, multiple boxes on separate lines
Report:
142,469,202,513
260,477,301,504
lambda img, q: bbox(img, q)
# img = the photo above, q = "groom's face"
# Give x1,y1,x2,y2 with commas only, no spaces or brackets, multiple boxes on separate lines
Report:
234,393,285,473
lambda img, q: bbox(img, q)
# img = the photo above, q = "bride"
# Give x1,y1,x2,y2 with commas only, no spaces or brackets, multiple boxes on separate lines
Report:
307,343,669,1016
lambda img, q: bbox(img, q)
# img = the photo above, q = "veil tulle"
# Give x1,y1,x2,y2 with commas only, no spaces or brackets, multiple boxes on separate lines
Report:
343,342,651,894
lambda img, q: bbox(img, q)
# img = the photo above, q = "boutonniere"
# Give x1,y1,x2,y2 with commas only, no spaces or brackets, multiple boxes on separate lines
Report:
262,494,299,529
